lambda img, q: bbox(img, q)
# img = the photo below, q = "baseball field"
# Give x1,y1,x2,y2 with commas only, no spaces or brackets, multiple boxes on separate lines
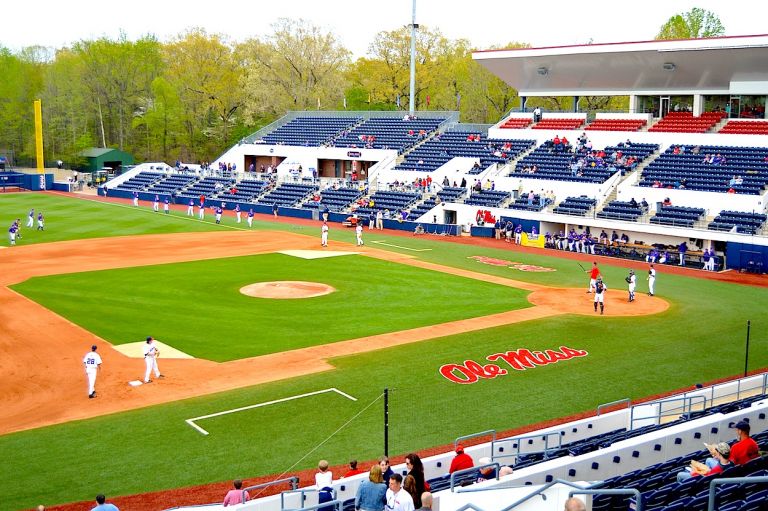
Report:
0,191,766,511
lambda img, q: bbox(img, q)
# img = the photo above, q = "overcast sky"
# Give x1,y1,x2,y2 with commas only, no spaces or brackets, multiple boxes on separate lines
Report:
2,0,764,57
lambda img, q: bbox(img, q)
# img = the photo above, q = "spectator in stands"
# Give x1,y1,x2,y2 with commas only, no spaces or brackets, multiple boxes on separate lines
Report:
729,420,760,465
449,444,474,474
380,456,394,483
629,198,638,208
403,475,420,508
416,492,432,511
712,153,726,165
315,460,333,488
564,497,587,511
640,198,649,210
386,474,414,511
676,442,731,482
405,453,426,507
533,106,542,123
344,460,366,478
662,197,672,207
91,494,119,511
476,457,496,483
442,176,450,187
223,480,250,507
356,464,387,511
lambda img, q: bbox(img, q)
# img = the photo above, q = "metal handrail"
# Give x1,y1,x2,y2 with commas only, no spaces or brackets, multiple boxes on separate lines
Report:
455,429,496,450
281,499,342,511
450,462,500,491
597,398,631,415
281,487,336,511
241,476,299,504
707,475,768,511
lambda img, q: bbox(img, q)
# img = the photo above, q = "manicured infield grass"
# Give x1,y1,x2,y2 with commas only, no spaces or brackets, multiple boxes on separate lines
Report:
11,253,531,360
1,192,767,509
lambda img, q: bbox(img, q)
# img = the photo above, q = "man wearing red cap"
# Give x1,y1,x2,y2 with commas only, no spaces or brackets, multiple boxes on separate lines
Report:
448,445,474,474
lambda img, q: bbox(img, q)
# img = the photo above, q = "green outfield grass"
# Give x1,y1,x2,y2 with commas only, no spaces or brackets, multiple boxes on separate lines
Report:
12,254,530,360
1,192,767,510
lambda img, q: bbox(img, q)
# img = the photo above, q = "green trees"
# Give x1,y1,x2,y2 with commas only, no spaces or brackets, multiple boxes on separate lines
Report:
656,7,725,40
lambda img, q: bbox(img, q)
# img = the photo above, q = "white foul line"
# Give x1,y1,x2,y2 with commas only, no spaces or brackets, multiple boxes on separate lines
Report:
185,387,357,435
371,240,432,252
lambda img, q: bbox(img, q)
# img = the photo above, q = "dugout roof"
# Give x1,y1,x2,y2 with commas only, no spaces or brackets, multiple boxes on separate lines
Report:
472,34,768,97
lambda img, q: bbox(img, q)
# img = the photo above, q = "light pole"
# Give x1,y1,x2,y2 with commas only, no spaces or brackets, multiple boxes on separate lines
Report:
744,320,751,377
408,0,418,116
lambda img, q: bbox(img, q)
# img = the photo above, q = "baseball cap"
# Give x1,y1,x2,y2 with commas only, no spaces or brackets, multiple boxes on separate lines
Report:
91,345,97,351
455,444,464,453
732,420,751,434
715,442,731,458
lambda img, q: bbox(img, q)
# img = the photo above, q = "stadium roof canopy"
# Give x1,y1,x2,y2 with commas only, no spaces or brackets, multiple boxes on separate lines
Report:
472,34,768,97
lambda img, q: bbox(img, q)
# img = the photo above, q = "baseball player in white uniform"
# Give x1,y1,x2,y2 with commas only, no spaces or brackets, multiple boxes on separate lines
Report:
198,203,205,220
321,222,329,247
83,345,102,398
627,270,636,302
163,197,170,214
234,204,242,223
247,209,254,228
647,264,656,296
153,195,160,212
27,209,34,228
143,336,163,383
355,222,364,246
187,199,195,216
593,277,607,314
133,191,139,207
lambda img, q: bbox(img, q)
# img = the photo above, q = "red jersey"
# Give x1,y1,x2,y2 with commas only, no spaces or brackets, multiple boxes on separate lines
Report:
449,452,475,474
590,267,600,280
730,437,759,465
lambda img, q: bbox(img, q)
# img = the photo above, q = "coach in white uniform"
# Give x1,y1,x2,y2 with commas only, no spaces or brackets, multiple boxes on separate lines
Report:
83,345,102,398
143,336,163,383
355,222,364,246
647,264,656,296
321,222,329,247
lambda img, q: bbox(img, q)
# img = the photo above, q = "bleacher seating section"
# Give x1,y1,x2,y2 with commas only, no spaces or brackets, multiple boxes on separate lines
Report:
532,118,585,130
709,211,767,235
257,117,361,147
353,190,420,217
437,187,467,203
333,117,446,153
514,145,618,183
464,190,510,207
552,196,596,216
508,193,550,211
303,187,364,213
648,111,725,133
113,172,165,192
650,205,706,228
585,119,647,132
596,200,644,222
146,174,198,195
216,179,269,203
639,145,768,194
259,183,317,207
499,118,533,129
177,177,235,201
720,120,768,135
395,132,535,173
592,429,768,511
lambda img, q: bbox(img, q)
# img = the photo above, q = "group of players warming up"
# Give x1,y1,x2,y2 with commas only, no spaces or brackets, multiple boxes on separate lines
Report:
586,261,657,314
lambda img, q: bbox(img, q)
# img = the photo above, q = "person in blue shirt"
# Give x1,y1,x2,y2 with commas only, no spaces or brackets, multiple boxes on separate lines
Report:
91,494,119,511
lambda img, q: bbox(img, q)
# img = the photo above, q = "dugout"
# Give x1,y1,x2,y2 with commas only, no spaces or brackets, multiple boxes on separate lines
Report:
79,147,134,174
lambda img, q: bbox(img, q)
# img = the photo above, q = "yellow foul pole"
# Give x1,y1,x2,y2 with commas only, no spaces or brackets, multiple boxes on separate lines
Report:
34,99,44,173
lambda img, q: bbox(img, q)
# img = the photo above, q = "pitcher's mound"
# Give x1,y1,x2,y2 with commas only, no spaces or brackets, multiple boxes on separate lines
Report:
240,281,336,299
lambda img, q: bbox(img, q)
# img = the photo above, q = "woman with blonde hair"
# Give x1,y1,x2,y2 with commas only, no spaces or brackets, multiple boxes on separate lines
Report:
355,464,387,511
